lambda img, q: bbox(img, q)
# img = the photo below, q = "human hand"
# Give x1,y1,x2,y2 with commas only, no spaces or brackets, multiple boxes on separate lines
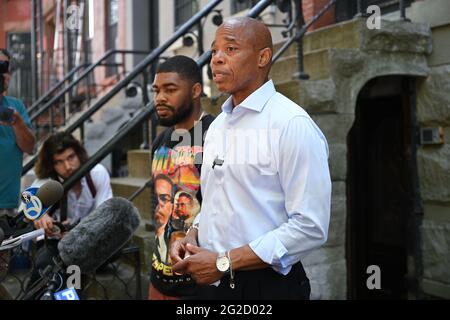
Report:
0,107,15,126
169,228,198,264
171,244,223,286
33,213,54,236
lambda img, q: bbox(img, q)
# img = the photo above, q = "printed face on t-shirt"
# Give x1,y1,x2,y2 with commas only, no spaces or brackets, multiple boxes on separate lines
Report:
154,176,174,230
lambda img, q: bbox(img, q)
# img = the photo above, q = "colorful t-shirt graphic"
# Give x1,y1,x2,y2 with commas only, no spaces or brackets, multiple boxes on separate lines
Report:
150,115,214,297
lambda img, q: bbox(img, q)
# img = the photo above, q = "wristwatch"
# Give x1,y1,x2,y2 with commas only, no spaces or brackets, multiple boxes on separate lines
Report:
216,252,230,273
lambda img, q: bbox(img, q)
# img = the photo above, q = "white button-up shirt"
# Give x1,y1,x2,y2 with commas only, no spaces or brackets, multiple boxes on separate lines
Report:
196,80,331,275
32,164,113,224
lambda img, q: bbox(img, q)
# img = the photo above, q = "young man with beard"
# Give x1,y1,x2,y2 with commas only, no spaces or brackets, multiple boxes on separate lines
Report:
148,55,214,300
27,132,112,289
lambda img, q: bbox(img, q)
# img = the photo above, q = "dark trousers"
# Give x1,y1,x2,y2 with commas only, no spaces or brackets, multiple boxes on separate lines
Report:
197,261,310,300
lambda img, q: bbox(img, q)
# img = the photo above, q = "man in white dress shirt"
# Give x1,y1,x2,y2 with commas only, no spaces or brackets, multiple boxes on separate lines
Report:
170,17,331,300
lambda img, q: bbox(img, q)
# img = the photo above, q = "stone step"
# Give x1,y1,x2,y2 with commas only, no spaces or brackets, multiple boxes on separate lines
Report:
275,78,337,114
111,177,152,222
272,19,361,61
127,150,152,179
302,18,361,53
271,48,332,83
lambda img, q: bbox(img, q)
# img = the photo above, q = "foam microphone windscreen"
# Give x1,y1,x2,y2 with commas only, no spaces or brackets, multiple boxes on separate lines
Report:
36,180,64,207
57,197,140,273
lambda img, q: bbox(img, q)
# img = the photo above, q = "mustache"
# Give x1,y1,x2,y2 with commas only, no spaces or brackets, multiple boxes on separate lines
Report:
156,104,175,112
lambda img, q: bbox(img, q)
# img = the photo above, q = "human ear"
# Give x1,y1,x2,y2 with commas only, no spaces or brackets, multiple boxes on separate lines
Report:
258,47,272,68
192,82,203,100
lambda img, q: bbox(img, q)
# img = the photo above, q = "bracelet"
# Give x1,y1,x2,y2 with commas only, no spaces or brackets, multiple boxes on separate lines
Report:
226,250,235,289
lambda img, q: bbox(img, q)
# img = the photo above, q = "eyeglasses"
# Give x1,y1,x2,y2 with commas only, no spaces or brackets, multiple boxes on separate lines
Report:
157,193,172,204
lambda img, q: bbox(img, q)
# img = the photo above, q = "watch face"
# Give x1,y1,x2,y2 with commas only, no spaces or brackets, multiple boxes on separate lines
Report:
216,255,230,272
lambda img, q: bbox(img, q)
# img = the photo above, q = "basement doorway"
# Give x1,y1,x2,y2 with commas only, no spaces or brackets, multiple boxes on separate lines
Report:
347,76,420,299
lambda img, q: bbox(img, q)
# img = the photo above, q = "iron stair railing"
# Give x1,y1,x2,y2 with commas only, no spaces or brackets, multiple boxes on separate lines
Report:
272,0,338,66
27,63,90,117
28,49,150,124
61,0,275,193
22,0,225,177
129,0,339,201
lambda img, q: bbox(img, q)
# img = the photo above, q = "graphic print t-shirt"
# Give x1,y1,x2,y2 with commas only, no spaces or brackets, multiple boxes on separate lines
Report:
150,114,214,297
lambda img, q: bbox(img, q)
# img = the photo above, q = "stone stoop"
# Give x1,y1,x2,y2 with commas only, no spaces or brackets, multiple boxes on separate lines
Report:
111,149,152,219
109,148,155,279
127,150,152,179
111,176,152,221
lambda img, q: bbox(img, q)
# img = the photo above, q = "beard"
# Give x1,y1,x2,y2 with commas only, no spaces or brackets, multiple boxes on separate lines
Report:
156,100,193,127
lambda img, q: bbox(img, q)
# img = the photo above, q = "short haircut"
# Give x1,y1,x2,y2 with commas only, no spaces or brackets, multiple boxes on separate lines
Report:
177,192,193,201
156,55,202,86
154,174,174,190
35,132,89,179
0,48,11,60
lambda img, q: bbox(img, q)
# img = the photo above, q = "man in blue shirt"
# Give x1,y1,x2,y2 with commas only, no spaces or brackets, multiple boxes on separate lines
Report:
170,18,331,300
0,48,36,217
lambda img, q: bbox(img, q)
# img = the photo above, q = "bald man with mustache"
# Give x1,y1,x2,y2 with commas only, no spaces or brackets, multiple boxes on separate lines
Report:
170,17,331,300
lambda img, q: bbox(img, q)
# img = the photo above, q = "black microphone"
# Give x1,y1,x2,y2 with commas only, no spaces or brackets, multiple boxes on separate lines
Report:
1,180,64,239
14,180,64,227
57,197,140,274
212,156,224,170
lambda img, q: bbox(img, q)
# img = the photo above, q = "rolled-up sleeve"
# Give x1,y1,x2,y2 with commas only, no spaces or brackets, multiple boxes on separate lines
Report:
249,116,331,274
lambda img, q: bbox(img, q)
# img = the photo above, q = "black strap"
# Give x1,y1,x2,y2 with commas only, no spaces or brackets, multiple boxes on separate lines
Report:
46,172,96,221
85,172,97,198
59,192,68,222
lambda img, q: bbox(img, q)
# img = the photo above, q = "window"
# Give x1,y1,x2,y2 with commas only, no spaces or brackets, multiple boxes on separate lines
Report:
231,0,259,14
7,33,32,106
175,0,198,28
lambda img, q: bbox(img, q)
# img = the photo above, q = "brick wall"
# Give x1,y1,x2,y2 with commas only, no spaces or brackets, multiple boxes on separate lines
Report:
302,0,336,31
0,0,32,48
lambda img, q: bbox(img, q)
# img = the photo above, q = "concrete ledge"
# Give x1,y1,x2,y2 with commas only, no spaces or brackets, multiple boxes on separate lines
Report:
422,278,450,299
111,177,152,221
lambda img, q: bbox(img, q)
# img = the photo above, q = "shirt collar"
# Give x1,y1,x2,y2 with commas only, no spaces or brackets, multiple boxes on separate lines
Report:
221,80,276,114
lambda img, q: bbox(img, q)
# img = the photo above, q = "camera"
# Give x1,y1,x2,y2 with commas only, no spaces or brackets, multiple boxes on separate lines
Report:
0,60,9,93
0,60,14,123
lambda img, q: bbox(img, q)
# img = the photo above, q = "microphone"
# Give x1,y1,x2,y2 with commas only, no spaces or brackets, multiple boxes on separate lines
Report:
2,180,64,238
57,197,140,273
19,180,64,222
